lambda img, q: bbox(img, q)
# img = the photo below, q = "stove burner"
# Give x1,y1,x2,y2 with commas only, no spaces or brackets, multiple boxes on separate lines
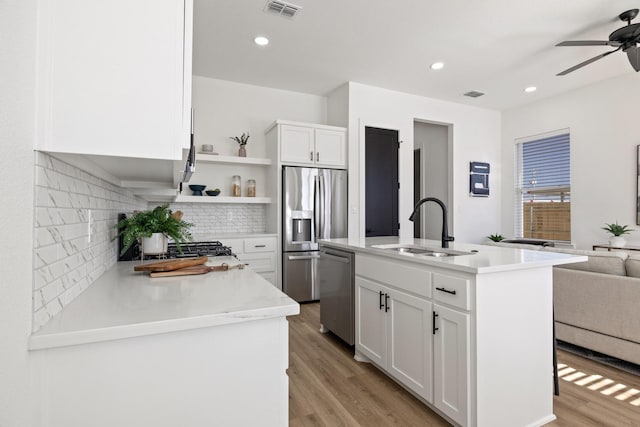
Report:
163,241,234,259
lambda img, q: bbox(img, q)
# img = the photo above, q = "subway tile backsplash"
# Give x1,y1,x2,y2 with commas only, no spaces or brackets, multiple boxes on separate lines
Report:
32,152,147,332
167,203,266,238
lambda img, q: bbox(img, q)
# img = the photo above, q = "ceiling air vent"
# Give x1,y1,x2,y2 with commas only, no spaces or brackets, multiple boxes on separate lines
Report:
264,0,301,18
464,91,485,98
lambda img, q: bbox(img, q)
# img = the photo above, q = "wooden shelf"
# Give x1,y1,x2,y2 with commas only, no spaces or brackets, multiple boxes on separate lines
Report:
195,153,272,166
174,195,272,204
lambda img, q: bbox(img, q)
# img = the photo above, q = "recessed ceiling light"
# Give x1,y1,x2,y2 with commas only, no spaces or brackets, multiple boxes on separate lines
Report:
430,62,444,70
254,36,269,46
525,86,537,93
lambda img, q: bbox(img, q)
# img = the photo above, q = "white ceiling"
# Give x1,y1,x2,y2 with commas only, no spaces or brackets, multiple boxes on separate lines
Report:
193,0,640,111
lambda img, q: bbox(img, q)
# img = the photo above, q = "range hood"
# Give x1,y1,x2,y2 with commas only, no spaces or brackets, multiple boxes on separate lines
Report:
181,109,196,183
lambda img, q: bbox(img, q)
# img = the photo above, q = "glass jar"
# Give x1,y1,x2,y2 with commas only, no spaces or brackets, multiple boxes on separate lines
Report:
247,179,256,197
232,175,241,197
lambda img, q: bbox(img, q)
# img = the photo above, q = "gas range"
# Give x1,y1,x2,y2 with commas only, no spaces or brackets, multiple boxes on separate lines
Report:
165,241,235,259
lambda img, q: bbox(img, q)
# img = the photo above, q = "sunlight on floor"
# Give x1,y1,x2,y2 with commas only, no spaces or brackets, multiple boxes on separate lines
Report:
558,363,640,406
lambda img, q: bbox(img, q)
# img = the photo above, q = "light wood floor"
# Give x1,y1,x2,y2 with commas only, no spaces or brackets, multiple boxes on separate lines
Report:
288,303,640,426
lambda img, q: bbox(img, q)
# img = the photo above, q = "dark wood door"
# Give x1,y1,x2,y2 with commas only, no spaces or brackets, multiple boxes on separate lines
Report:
365,127,399,237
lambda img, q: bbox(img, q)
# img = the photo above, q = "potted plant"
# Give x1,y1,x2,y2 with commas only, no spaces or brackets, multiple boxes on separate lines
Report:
230,132,249,157
602,221,633,247
487,233,504,242
116,205,193,256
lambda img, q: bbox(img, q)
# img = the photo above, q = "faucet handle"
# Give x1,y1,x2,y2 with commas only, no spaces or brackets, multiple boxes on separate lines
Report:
445,236,455,242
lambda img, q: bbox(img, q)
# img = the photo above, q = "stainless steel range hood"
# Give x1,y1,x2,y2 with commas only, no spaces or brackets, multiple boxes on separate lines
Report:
181,109,196,183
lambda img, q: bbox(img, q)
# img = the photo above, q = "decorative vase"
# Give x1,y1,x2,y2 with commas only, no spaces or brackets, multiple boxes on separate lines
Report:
238,145,247,157
142,233,168,255
609,236,626,247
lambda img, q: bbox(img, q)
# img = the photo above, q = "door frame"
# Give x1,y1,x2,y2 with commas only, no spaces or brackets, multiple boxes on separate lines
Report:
359,118,402,240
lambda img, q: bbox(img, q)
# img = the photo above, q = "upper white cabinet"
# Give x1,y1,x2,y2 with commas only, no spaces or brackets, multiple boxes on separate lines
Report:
35,0,193,160
271,121,347,168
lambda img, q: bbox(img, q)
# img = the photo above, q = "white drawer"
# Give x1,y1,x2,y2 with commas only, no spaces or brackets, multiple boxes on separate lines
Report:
432,273,470,310
244,237,277,253
355,254,432,298
237,252,276,273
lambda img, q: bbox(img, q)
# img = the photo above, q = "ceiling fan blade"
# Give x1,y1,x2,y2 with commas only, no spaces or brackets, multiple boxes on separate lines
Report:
556,48,622,76
556,40,621,47
627,46,640,71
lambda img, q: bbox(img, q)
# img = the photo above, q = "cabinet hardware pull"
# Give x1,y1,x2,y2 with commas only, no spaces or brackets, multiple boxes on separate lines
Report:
316,152,319,162
254,245,266,248
435,287,457,295
384,293,390,312
379,291,384,310
310,152,314,161
433,311,439,334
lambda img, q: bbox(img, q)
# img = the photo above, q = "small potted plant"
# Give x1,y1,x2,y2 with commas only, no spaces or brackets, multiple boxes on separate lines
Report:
602,221,633,247
116,205,193,256
488,233,504,242
230,132,250,157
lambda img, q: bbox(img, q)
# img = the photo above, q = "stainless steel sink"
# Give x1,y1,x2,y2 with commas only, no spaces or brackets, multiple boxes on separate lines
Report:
371,244,476,257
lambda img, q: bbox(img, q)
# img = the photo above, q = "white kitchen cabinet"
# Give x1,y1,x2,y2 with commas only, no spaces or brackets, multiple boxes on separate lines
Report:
271,121,347,168
355,276,433,401
35,0,193,160
433,303,469,426
216,236,278,287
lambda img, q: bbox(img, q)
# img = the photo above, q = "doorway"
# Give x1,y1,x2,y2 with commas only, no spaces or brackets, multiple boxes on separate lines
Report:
365,126,399,237
413,121,450,239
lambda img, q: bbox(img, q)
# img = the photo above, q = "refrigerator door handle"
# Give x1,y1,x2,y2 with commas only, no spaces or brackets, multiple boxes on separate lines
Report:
287,254,321,261
314,175,320,240
318,174,326,239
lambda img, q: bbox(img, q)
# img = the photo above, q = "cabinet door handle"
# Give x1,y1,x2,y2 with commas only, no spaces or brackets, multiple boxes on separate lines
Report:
316,151,320,162
384,293,390,312
254,244,266,248
310,152,314,161
432,311,439,334
435,287,457,295
379,291,384,310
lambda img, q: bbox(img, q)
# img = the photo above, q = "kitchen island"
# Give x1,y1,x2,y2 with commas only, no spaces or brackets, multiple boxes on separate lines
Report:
320,237,586,427
29,257,299,427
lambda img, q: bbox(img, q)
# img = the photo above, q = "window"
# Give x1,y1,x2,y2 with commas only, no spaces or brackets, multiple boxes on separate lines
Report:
514,130,570,241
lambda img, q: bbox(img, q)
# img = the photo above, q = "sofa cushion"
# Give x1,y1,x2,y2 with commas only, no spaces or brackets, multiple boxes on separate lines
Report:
625,253,640,278
543,247,627,276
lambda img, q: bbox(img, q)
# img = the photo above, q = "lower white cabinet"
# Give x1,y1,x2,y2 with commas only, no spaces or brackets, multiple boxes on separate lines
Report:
216,236,278,287
433,303,469,425
355,276,433,402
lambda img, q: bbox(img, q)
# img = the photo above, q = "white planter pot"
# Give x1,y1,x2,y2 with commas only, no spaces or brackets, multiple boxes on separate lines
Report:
609,236,626,247
142,233,168,255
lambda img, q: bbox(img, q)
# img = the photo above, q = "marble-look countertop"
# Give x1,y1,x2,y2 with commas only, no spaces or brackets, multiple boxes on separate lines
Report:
319,236,586,274
29,257,299,350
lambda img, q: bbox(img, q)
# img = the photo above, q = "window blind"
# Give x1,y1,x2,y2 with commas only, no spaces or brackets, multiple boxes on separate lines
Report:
514,132,571,241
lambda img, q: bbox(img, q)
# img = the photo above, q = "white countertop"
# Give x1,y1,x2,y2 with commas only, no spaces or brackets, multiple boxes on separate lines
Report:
191,233,277,241
319,237,586,274
29,257,299,350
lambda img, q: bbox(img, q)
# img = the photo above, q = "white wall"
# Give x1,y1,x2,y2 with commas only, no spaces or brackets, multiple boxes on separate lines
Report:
414,121,450,240
0,1,36,425
192,76,327,157
348,82,502,244
501,72,640,250
326,83,349,128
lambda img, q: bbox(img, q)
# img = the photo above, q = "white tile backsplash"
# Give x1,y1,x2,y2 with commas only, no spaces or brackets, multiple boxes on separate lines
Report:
32,152,147,332
168,203,266,238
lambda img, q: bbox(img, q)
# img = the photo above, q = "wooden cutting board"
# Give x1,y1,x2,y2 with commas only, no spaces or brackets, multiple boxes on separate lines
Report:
134,256,208,272
149,263,245,278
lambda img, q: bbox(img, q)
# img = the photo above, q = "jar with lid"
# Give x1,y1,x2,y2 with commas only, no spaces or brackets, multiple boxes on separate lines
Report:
247,179,256,197
232,175,241,197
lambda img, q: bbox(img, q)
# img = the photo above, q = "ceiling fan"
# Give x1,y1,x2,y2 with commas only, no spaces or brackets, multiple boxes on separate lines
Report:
556,9,640,76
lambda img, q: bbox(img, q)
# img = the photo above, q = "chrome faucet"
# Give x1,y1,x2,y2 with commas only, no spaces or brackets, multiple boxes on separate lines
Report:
408,197,455,248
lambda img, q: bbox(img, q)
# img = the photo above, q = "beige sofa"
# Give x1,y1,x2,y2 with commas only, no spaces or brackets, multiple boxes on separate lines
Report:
487,241,640,366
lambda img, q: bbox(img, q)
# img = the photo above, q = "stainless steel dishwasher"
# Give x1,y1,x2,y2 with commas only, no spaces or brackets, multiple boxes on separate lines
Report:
318,246,354,345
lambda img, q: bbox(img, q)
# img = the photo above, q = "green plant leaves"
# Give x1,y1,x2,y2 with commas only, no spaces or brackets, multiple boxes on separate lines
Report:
602,221,633,237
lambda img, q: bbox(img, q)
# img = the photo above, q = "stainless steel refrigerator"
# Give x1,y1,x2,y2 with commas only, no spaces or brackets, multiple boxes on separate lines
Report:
282,166,348,302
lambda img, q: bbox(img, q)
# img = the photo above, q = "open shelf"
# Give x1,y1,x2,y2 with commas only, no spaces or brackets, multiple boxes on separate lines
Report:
174,195,272,204
196,153,272,166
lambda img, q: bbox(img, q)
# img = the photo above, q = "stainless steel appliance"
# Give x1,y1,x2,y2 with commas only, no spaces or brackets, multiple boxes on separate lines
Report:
282,166,347,302
318,246,354,345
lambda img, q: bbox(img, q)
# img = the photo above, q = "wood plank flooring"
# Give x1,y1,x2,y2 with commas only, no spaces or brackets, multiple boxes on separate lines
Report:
288,303,640,426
